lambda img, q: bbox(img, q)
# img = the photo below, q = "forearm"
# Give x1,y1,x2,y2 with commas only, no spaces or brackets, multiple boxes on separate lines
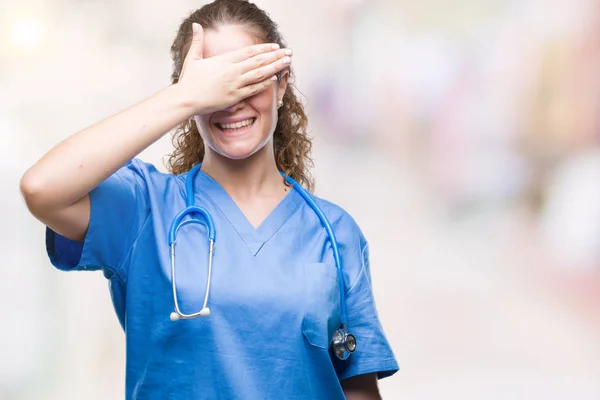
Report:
343,392,382,400
21,84,191,211
341,373,382,400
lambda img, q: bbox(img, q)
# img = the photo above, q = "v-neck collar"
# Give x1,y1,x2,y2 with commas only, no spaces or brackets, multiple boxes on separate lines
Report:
192,170,303,256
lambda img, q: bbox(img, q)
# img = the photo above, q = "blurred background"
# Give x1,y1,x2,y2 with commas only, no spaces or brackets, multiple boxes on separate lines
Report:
2,0,600,398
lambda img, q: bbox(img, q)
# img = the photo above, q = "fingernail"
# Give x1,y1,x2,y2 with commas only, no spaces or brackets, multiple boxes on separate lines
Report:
192,23,199,33
270,75,278,81
272,44,280,50
283,57,291,64
284,49,293,56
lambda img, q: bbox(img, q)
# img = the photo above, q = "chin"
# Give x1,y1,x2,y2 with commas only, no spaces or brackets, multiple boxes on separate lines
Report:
213,143,263,161
200,121,273,162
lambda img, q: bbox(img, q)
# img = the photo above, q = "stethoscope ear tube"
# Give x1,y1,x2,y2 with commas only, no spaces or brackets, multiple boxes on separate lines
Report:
168,206,216,245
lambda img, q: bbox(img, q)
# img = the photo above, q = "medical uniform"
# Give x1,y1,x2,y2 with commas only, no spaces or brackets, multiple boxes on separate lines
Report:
46,159,398,399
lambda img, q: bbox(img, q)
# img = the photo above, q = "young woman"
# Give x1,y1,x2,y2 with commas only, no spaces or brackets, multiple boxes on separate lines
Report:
20,1,398,398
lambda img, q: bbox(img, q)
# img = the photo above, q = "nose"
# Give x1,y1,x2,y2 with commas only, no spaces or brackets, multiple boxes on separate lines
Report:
224,99,246,113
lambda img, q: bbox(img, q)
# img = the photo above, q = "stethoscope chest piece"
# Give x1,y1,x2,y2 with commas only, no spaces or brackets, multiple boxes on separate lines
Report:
332,326,357,361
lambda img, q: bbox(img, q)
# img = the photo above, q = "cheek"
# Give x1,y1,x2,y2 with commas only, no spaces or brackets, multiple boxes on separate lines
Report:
252,86,278,112
194,117,213,140
254,95,275,111
250,94,277,129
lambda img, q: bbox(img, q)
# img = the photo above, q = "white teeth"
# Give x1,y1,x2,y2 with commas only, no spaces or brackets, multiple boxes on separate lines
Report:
218,118,254,130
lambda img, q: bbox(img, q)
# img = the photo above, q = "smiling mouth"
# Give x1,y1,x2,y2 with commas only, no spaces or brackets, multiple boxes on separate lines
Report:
215,118,256,132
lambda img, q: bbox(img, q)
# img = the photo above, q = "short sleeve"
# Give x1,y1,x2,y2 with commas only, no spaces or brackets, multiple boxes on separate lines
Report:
46,159,150,278
333,242,399,380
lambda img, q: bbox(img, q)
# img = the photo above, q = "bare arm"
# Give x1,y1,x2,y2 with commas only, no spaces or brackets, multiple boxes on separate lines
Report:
20,85,191,241
20,23,291,242
342,373,382,400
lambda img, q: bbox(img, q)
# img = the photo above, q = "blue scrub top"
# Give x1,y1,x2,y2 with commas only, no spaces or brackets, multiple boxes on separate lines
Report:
46,159,398,399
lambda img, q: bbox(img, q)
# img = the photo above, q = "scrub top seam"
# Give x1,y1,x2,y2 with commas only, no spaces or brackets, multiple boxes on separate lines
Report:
337,358,399,381
114,207,152,285
345,242,370,294
257,191,304,245
76,186,119,277
78,262,113,275
197,186,252,246
110,169,151,285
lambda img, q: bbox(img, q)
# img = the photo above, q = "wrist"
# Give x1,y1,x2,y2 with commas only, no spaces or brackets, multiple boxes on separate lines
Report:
166,83,205,118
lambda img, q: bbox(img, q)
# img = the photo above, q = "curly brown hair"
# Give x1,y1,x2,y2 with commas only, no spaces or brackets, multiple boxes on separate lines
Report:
166,0,314,191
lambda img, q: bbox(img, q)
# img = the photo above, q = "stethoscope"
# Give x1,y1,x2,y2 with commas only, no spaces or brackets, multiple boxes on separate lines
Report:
167,164,356,360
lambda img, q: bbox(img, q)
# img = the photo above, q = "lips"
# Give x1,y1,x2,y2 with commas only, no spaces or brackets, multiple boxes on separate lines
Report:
214,118,256,132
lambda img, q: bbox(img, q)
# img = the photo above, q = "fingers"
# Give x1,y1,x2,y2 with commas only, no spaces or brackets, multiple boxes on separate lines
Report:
187,22,205,61
224,43,282,63
238,76,280,99
238,55,291,87
179,23,204,81
237,48,293,75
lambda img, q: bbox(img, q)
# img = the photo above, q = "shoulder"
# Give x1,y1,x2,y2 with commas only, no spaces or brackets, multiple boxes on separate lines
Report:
103,159,188,204
122,158,183,189
125,158,170,178
308,194,371,288
311,194,368,251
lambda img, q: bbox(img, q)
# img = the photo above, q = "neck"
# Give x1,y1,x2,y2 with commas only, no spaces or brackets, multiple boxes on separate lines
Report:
200,144,283,199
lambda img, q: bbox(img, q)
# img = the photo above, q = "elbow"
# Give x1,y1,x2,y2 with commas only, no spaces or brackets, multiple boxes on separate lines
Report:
20,169,51,216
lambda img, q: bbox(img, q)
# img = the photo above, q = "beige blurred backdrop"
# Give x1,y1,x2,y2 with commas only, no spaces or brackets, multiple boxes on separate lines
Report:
3,0,600,399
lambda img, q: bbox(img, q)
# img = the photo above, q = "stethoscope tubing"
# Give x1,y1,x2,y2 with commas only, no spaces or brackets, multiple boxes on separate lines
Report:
281,173,349,325
168,164,349,331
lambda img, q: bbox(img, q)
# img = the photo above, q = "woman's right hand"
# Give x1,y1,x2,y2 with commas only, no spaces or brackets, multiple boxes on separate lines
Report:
176,22,292,115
